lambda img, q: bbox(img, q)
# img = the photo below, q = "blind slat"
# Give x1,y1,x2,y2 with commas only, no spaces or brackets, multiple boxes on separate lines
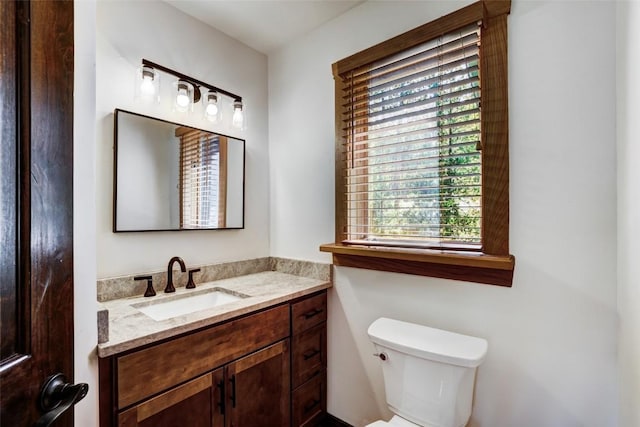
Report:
344,129,480,158
346,165,481,184
342,79,480,125
347,25,480,82
343,52,480,105
343,99,481,138
349,190,480,203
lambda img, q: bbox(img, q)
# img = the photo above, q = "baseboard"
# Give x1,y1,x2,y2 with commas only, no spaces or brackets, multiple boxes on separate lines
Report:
323,413,353,427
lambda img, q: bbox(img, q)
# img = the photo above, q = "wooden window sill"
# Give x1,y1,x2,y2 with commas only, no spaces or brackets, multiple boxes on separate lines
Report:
319,243,515,287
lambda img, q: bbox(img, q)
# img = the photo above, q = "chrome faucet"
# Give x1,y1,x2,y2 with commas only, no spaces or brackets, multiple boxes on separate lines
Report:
165,256,186,293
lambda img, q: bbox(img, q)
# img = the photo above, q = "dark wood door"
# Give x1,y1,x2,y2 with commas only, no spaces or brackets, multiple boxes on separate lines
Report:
0,1,78,426
226,340,291,427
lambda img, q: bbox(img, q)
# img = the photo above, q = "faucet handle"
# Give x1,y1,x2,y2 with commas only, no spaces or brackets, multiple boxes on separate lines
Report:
134,275,155,297
186,268,201,289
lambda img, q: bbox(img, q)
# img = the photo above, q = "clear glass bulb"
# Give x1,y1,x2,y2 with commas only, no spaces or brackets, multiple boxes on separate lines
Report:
176,88,190,108
206,102,218,117
140,75,155,95
232,106,244,129
135,66,159,103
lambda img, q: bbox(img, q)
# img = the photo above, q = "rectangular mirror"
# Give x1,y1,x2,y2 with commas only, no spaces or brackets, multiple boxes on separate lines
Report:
113,109,245,231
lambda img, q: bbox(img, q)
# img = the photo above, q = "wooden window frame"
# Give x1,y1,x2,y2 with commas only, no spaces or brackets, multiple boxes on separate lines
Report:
320,0,515,287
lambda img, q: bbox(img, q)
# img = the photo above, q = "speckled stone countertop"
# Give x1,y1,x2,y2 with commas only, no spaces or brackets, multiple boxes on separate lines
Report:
97,271,331,358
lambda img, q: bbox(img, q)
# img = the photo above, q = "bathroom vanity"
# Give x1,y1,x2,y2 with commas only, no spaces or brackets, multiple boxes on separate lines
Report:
97,271,329,427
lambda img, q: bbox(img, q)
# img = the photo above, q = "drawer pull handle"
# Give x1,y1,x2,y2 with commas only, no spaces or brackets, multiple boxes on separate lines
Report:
216,378,225,415
304,398,321,414
303,308,323,319
303,348,321,360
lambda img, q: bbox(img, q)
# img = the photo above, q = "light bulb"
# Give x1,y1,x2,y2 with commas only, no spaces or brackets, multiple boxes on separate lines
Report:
232,100,244,129
206,103,218,116
176,88,190,108
206,103,218,117
135,65,159,103
204,91,219,121
140,75,155,95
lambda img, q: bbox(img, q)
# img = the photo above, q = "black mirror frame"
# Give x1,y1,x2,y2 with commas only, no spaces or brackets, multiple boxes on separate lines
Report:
113,108,246,232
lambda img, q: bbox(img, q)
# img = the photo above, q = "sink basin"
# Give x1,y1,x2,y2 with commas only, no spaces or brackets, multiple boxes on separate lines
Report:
132,288,248,321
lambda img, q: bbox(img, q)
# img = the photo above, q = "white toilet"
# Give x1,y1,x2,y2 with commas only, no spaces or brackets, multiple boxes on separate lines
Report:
366,318,488,427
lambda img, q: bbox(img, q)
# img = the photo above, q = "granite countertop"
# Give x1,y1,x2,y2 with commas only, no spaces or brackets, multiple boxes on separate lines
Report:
97,271,331,358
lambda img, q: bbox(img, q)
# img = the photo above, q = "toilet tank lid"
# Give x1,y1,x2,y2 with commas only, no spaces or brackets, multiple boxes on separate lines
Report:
367,318,488,368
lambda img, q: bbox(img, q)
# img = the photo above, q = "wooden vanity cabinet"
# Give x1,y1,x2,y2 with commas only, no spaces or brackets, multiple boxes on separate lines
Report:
291,292,327,427
116,340,290,427
99,290,328,427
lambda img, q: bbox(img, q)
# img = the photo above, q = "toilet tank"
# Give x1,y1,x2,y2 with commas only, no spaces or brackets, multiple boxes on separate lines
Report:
368,318,488,427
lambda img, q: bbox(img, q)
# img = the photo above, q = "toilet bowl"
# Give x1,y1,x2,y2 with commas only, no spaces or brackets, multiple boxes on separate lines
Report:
365,318,488,427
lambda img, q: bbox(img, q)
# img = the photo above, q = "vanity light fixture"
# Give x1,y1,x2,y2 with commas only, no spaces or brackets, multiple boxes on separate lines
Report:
137,59,244,127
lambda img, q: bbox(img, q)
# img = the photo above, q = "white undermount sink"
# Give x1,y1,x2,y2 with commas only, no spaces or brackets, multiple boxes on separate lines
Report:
132,288,248,321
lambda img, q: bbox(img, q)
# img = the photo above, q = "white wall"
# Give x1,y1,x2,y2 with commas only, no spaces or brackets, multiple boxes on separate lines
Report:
269,1,618,426
96,0,269,278
73,2,269,423
74,0,98,424
616,1,640,425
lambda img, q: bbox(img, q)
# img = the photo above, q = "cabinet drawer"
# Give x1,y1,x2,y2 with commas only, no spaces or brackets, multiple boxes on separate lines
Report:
292,373,325,427
292,323,326,389
118,371,222,427
117,304,289,409
292,292,327,334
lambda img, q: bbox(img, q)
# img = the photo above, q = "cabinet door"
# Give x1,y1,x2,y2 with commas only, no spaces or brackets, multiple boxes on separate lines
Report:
118,370,224,427
226,340,290,427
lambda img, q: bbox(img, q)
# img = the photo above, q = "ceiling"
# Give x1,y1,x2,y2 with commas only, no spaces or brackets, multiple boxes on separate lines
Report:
165,0,365,54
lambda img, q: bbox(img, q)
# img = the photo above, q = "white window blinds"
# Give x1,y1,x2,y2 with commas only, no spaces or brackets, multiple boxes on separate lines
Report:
178,129,227,228
340,22,482,249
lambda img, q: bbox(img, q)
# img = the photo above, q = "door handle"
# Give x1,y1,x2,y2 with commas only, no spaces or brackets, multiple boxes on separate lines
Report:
35,373,88,427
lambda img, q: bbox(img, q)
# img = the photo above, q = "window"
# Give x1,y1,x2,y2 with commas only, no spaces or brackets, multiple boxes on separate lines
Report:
321,0,515,286
178,127,228,228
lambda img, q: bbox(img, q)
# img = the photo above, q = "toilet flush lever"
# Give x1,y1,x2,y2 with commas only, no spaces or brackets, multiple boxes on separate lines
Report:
374,352,388,361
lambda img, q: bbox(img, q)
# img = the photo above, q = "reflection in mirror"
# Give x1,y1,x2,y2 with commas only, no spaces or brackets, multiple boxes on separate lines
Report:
114,109,245,231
